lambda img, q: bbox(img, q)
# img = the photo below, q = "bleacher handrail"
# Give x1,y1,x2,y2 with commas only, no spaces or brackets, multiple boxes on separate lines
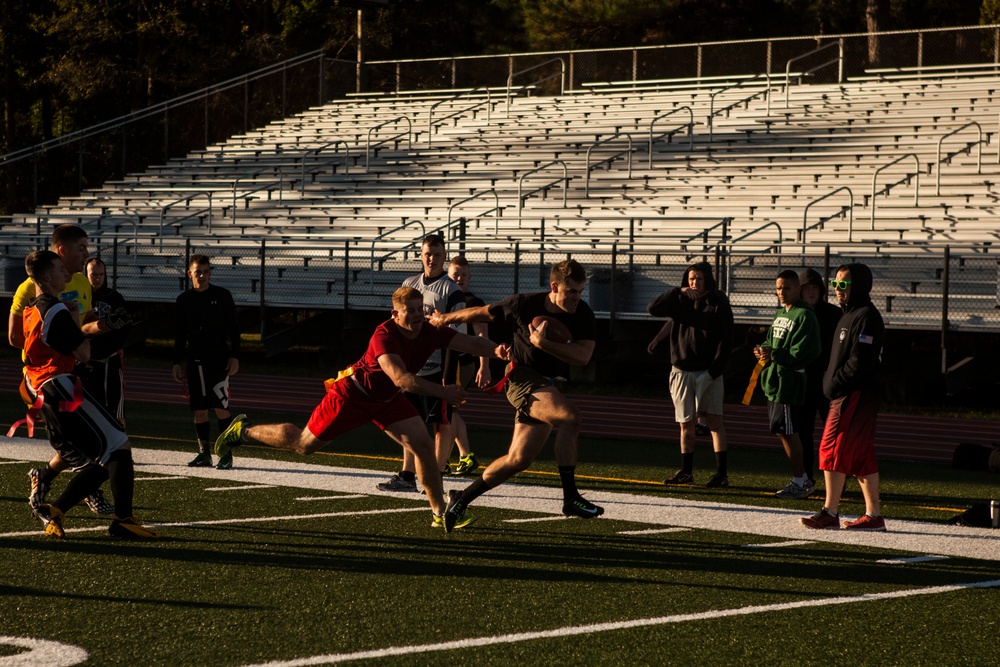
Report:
447,190,501,236
785,40,844,107
802,186,853,251
935,122,983,195
368,219,426,286
680,217,733,256
365,116,413,171
649,107,694,167
585,133,633,197
725,221,784,293
505,58,566,117
708,72,772,142
870,154,920,230
517,161,569,220
232,172,285,224
300,140,350,193
427,87,492,145
159,192,214,247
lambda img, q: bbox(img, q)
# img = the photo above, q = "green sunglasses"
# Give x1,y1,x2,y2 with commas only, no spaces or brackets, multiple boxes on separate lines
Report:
829,279,852,290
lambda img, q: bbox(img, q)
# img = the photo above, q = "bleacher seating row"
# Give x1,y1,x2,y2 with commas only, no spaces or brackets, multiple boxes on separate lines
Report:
3,65,1000,330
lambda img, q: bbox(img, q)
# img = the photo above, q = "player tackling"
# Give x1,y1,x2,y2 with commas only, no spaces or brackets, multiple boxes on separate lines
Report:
429,259,604,532
214,286,509,526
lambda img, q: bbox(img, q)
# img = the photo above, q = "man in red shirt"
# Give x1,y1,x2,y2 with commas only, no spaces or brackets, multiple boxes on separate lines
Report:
214,286,509,526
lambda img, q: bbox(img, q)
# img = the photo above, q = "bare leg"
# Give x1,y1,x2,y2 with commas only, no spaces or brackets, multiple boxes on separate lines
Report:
857,473,881,515
47,453,70,474
678,420,696,454
451,412,471,458
778,433,805,478
823,470,847,514
704,413,727,452
401,448,415,474
434,422,454,470
481,421,551,488
213,407,231,421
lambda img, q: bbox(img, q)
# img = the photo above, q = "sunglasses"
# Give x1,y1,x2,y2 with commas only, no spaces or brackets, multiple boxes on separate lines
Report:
829,279,852,290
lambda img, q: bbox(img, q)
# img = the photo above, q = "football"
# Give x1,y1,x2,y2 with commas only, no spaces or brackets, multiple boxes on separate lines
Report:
531,315,573,343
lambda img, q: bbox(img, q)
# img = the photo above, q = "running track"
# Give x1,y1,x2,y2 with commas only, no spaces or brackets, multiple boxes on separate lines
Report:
1,360,995,465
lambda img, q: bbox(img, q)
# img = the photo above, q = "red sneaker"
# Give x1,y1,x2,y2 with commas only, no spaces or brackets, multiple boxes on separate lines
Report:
843,514,887,532
801,508,840,529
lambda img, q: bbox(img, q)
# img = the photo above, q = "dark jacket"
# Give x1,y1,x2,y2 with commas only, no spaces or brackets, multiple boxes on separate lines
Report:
798,268,843,403
823,263,885,400
647,262,734,379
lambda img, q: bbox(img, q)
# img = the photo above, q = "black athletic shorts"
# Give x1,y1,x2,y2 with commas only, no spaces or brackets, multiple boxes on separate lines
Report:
37,374,128,469
78,352,125,423
404,370,453,425
186,358,230,411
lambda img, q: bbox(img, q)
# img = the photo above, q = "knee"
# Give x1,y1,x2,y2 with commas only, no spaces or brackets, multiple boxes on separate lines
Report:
551,404,581,428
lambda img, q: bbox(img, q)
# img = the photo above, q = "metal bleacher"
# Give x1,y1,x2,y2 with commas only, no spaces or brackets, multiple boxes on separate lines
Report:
4,55,1000,332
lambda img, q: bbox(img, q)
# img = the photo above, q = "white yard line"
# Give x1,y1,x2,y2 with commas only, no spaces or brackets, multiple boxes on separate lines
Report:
204,484,278,491
877,555,950,564
617,527,692,535
295,495,368,501
2,437,998,561
503,516,565,523
238,579,1000,667
743,539,815,549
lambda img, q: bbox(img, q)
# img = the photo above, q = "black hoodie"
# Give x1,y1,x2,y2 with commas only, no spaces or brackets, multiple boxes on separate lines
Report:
798,268,842,401
823,263,885,400
647,262,734,378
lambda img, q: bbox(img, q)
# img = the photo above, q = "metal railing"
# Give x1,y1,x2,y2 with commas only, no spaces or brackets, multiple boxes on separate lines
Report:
725,221,783,293
232,173,285,224
708,72,772,142
648,107,694,167
447,190,501,236
517,160,569,220
803,186,853,250
300,140,350,193
870,154,920,229
365,116,413,171
427,87,493,145
585,133,634,197
159,192,214,246
368,219,426,284
785,40,844,107
935,121,983,195
505,58,566,117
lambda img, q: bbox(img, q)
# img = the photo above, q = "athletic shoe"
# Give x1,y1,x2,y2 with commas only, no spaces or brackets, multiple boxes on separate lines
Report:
664,470,694,485
376,474,418,492
215,414,249,458
563,495,605,518
33,504,65,538
108,516,161,539
27,467,50,510
801,508,840,530
843,514,887,532
705,473,729,488
452,452,479,475
84,489,115,515
188,452,213,467
216,452,234,470
441,465,451,477
444,489,472,533
775,480,812,500
432,511,477,530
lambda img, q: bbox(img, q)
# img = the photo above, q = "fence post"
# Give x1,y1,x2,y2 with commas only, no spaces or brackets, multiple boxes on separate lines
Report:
184,238,191,291
513,242,520,294
917,32,924,69
569,52,574,91
343,240,350,313
610,241,618,331
319,55,327,104
632,49,638,81
823,244,830,282
458,217,467,253
940,245,950,374
112,234,119,290
259,239,266,338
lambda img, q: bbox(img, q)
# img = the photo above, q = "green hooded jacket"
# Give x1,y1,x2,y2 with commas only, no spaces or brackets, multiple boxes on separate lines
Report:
760,299,821,405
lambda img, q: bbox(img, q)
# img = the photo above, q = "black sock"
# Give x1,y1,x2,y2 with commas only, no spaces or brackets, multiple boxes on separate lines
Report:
106,449,135,519
52,464,108,514
715,451,728,475
195,422,211,454
461,476,496,505
681,452,694,474
558,465,579,499
399,470,416,483
217,414,234,436
37,464,58,485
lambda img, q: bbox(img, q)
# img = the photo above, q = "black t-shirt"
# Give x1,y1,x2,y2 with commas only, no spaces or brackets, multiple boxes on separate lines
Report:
456,292,486,365
487,291,596,378
173,284,240,364
89,285,130,360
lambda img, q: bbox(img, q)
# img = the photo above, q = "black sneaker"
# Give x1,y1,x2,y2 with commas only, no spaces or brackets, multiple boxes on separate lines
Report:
664,470,695,485
444,489,470,533
563,495,605,518
188,452,213,467
376,474,418,492
705,473,729,488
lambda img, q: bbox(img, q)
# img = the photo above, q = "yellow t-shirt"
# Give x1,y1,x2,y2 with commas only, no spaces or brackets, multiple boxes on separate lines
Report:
11,273,92,325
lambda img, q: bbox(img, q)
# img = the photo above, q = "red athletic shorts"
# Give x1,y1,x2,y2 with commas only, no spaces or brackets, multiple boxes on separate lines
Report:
305,378,419,442
818,389,879,477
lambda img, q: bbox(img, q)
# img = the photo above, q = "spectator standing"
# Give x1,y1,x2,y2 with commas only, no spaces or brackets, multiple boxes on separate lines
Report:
81,258,131,425
798,268,842,483
431,260,605,532
214,286,509,529
21,250,158,539
172,255,241,470
754,270,821,499
801,263,887,531
646,261,734,488
377,234,465,492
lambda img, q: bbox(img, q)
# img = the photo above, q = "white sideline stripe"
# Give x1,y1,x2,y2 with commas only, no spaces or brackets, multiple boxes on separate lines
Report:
0,508,426,539
204,484,278,491
877,555,950,564
0,460,29,465
239,579,1000,667
618,527,691,536
295,495,368,502
503,516,564,523
743,540,815,549
135,475,188,481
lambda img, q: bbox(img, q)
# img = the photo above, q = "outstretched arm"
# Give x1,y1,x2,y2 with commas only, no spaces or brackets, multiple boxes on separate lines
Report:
429,304,493,327
378,353,467,404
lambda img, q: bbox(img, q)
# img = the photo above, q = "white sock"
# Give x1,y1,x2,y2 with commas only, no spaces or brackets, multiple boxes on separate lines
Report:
794,475,809,487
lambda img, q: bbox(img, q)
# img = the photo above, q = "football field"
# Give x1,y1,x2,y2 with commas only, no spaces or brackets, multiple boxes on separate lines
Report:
1,421,999,666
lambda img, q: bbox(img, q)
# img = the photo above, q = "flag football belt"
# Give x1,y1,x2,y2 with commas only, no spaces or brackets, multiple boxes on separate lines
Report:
741,359,766,406
8,375,84,438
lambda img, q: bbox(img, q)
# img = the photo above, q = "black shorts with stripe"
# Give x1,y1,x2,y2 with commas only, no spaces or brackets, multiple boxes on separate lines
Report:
186,358,230,411
38,374,128,469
